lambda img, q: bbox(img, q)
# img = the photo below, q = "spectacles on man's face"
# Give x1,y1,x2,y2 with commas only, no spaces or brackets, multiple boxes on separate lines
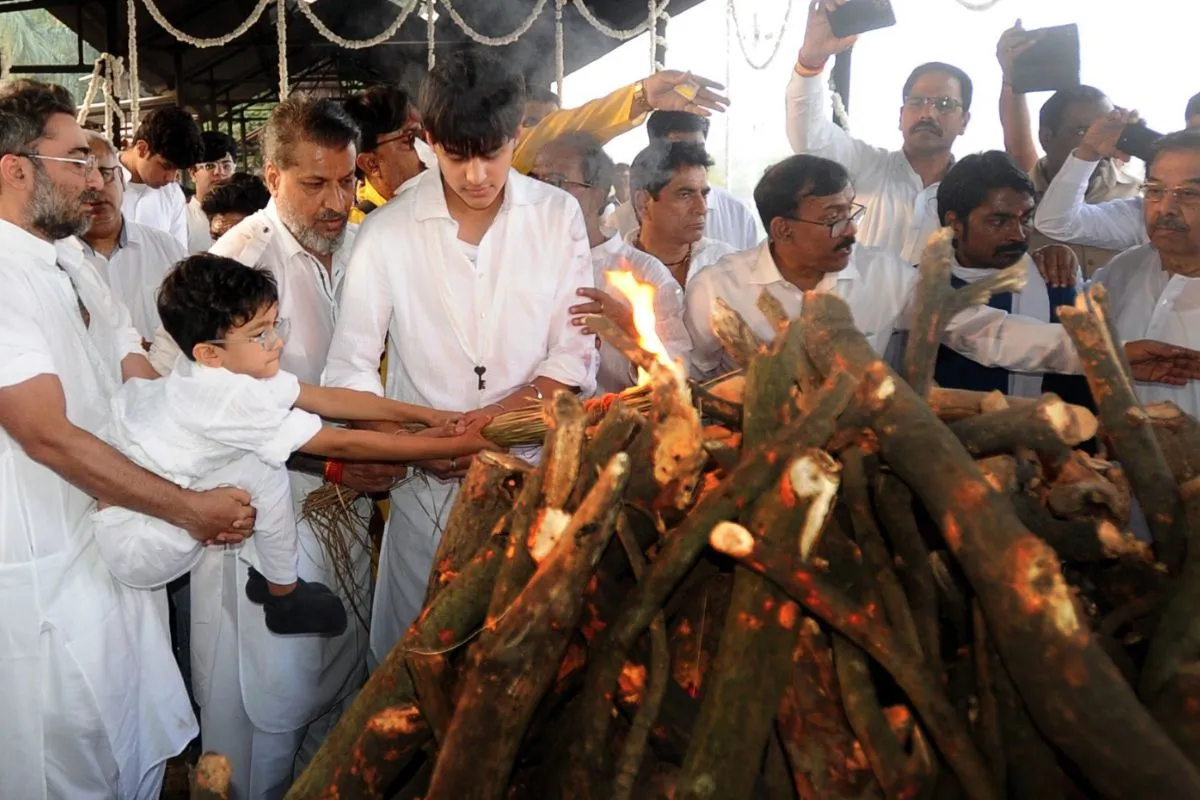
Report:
530,172,594,191
16,151,98,174
97,165,123,186
903,96,963,114
196,158,236,175
1142,183,1200,208
784,202,867,239
205,317,290,350
375,127,425,151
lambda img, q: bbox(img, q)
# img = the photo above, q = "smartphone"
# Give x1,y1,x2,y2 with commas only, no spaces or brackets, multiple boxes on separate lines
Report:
827,0,897,40
1116,123,1164,162
1009,24,1081,94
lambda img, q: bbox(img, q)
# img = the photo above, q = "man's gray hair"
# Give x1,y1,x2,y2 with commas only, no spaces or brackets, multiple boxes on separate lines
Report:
0,79,75,162
262,93,361,169
545,131,615,196
84,129,118,159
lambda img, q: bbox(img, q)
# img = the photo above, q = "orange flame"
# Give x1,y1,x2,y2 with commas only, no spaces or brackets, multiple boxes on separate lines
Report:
606,268,672,386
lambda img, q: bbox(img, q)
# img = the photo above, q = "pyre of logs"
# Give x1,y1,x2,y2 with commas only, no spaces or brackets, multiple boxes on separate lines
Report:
185,235,1200,799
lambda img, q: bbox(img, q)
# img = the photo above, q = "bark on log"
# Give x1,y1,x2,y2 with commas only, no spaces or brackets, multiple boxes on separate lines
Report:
319,706,427,800
757,288,792,332
902,229,1029,397
425,455,630,799
711,522,999,800
1146,401,1200,484
191,752,232,800
972,602,1005,792
711,297,766,368
623,364,707,517
1058,286,1186,571
561,372,857,794
1141,480,1200,704
927,387,1036,421
571,400,643,509
947,393,1097,463
801,291,1200,799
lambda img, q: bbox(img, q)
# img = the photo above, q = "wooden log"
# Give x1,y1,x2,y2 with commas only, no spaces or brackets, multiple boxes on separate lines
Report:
677,450,841,799
991,642,1074,799
1057,285,1186,571
711,296,766,368
191,752,232,800
423,451,527,606
571,400,643,508
972,602,1005,791
319,706,427,800
561,372,857,794
623,362,706,517
425,455,630,799
776,619,881,800
1010,493,1148,564
902,228,1029,397
801,290,1200,799
711,522,999,800
1146,401,1200,484
927,387,1036,421
947,393,1097,463
757,288,792,331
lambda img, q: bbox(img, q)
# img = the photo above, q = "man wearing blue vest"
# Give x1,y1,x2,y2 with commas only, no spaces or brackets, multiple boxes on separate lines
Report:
933,150,1092,405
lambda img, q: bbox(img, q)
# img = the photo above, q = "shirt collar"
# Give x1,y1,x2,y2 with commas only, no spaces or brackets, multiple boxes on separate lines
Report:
594,233,625,258
77,218,133,258
0,217,63,271
413,167,539,223
748,241,861,288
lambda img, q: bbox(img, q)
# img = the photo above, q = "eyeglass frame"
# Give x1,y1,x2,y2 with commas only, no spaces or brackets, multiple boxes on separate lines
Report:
15,151,98,174
204,317,290,350
902,95,964,114
1141,182,1200,207
195,157,236,174
529,171,595,191
373,127,425,151
97,165,124,186
781,202,867,238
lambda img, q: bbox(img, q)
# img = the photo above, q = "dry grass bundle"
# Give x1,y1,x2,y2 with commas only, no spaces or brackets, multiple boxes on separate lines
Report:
300,482,374,632
482,385,654,448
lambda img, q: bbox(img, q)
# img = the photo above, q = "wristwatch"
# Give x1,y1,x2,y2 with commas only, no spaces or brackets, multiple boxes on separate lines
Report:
630,80,650,118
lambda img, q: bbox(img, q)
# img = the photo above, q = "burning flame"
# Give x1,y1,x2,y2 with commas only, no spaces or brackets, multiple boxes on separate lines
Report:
606,268,674,386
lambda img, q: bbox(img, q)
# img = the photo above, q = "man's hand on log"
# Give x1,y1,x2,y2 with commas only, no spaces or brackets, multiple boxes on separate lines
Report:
1125,340,1200,386
571,288,635,343
1032,244,1079,289
180,485,256,545
341,462,409,493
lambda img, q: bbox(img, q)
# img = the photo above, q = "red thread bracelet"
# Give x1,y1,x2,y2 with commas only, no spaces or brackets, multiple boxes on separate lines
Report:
324,459,344,485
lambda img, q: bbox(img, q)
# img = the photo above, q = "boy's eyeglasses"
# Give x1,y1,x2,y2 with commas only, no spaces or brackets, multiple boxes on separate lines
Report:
196,158,236,175
205,318,290,350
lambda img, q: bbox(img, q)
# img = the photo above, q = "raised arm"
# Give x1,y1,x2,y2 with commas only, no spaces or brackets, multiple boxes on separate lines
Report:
996,21,1040,174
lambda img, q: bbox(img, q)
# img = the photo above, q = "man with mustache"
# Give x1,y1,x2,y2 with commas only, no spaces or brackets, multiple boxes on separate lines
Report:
1094,130,1200,415
684,154,1200,389
344,85,427,223
931,151,1092,401
788,0,971,262
69,131,186,342
0,78,253,800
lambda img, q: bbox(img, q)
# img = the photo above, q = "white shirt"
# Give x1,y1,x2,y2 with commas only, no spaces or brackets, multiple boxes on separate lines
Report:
591,235,693,393
70,219,186,342
622,229,735,288
186,195,212,254
608,186,761,252
1034,153,1148,251
324,167,598,408
1095,245,1200,416
121,164,189,250
786,72,942,263
684,242,1081,380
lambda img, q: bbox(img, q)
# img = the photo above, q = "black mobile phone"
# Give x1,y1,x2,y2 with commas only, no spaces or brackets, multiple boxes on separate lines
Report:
1117,123,1164,162
827,0,897,40
1009,23,1081,94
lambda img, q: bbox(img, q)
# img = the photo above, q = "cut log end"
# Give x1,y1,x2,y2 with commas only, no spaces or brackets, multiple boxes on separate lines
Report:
528,507,572,564
786,451,842,561
1040,395,1100,446
710,521,755,559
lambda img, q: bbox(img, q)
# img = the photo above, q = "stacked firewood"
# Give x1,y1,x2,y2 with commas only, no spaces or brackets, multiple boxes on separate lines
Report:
192,235,1200,800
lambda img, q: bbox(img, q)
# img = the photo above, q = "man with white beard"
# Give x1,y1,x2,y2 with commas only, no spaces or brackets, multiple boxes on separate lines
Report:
0,78,254,800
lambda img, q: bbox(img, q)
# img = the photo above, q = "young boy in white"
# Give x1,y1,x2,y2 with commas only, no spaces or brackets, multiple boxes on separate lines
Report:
94,254,493,635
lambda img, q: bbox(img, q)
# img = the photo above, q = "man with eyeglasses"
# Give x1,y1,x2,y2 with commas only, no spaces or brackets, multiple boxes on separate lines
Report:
684,154,1144,384
626,140,735,291
119,107,204,250
185,130,238,253
65,131,187,343
532,132,693,392
0,78,254,800
788,1,971,263
343,85,427,223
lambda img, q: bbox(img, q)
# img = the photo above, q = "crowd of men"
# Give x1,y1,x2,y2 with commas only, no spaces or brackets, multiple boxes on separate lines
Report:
1,1,1199,796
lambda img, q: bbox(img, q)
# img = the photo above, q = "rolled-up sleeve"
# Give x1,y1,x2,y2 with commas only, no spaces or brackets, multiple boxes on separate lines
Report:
536,206,599,395
323,220,392,396
941,305,1082,375
1034,154,1148,250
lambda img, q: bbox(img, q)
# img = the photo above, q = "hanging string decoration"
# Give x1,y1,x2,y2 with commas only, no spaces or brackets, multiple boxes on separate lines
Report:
298,0,420,49
426,0,436,69
126,0,140,128
572,0,667,40
954,0,1004,9
276,0,289,99
76,53,128,139
439,0,549,47
727,0,795,71
554,0,565,95
140,0,273,48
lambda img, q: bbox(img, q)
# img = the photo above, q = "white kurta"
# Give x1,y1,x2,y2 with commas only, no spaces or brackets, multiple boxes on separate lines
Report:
121,165,190,251
621,229,735,288
1095,245,1200,416
190,202,371,796
786,72,943,263
0,218,195,799
1033,153,1149,251
591,234,693,393
608,186,761,252
684,242,1081,381
324,167,598,662
186,195,212,254
70,219,187,341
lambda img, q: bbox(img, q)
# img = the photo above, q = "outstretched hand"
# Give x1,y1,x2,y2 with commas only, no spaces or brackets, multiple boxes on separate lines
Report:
642,70,729,116
1125,340,1200,386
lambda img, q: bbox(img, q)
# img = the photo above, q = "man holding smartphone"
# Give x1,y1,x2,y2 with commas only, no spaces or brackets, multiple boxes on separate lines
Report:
787,0,971,264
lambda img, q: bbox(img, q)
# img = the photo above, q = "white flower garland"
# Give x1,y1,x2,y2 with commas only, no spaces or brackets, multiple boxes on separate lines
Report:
554,0,565,95
572,0,669,41
426,0,436,69
830,72,851,132
298,0,420,50
727,0,795,71
955,0,1004,9
76,53,127,138
277,0,288,99
439,0,549,48
140,0,273,48
126,0,140,128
